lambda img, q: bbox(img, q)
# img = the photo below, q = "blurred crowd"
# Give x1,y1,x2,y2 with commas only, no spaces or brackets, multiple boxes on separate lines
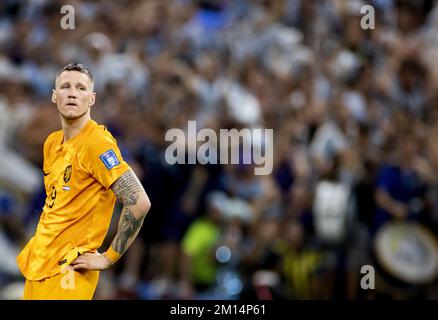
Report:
1,0,438,300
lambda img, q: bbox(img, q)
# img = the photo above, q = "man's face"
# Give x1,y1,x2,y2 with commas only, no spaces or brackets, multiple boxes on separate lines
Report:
52,71,95,121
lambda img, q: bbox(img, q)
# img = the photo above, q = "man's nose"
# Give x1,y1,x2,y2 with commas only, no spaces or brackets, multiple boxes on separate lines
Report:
67,87,78,98
67,90,77,98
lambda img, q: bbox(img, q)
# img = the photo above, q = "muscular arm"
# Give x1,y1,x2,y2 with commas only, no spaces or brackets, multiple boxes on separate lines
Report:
71,170,151,270
109,170,151,256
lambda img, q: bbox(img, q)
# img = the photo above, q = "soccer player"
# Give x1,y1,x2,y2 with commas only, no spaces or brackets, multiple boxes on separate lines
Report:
16,62,151,299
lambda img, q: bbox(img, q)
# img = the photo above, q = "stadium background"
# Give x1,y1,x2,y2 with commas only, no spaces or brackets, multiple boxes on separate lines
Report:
0,0,438,300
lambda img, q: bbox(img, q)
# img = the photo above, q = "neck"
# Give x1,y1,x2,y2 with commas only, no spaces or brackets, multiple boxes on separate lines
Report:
61,113,91,142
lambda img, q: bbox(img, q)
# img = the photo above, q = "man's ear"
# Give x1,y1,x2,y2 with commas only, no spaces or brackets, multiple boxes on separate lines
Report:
90,92,96,107
51,89,56,104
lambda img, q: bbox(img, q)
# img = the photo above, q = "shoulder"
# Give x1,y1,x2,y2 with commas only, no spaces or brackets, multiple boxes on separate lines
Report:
81,122,119,151
43,130,62,151
90,122,117,143
80,122,122,163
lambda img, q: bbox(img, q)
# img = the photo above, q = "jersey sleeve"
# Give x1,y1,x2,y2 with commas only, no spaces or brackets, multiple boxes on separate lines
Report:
82,130,131,189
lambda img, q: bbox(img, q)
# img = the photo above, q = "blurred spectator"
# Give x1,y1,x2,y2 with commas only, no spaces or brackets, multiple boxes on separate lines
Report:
374,131,428,232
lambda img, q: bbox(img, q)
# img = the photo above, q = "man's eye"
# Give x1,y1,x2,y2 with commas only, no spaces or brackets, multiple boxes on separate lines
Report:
79,87,86,91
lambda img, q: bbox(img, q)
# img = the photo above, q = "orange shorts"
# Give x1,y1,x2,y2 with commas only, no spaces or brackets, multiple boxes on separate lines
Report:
23,266,99,300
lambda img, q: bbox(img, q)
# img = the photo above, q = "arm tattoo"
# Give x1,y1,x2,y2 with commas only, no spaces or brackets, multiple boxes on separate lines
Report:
112,207,144,254
110,170,147,254
111,170,144,206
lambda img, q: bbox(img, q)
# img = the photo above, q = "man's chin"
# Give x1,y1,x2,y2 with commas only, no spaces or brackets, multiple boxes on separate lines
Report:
60,114,82,121
59,110,89,121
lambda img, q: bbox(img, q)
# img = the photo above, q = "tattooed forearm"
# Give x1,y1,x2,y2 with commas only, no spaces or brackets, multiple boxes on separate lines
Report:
111,170,144,206
110,170,150,255
112,207,145,254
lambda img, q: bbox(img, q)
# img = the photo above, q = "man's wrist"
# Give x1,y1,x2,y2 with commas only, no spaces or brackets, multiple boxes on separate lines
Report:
103,246,122,265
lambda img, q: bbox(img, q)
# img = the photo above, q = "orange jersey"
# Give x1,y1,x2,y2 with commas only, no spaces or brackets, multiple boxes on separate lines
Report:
17,120,131,281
